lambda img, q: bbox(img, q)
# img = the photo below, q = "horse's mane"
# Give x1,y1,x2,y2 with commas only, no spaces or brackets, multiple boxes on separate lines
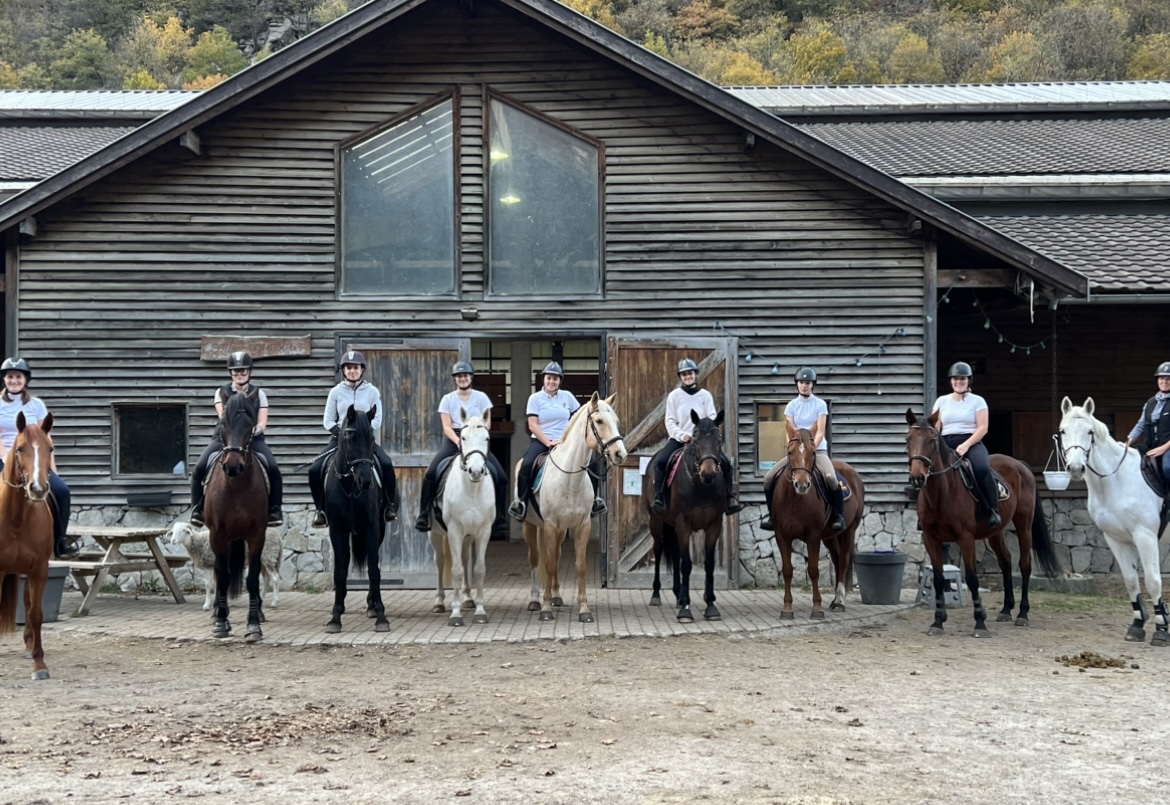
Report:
563,396,618,439
1066,405,1136,459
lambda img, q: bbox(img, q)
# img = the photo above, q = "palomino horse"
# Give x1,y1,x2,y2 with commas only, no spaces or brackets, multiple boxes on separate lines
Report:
205,391,268,643
905,409,1062,637
0,412,56,679
518,392,626,623
429,412,494,627
643,410,729,622
1059,397,1169,646
769,423,864,620
324,405,389,633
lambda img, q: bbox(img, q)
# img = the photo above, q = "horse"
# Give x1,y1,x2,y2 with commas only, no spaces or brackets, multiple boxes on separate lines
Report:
1058,397,1169,646
428,411,494,627
323,404,389,633
905,408,1062,637
517,392,627,623
643,410,729,622
205,391,269,643
0,412,57,679
768,423,864,620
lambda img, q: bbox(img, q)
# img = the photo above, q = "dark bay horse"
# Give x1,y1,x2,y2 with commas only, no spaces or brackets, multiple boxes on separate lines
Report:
905,409,1062,637
324,404,389,633
769,423,864,619
205,391,268,643
643,410,728,622
0,412,56,679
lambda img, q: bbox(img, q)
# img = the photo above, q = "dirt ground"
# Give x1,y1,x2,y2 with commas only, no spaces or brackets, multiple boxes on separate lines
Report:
2,590,1168,805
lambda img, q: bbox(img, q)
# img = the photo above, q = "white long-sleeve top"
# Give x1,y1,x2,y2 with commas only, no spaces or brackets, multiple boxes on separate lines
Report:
665,387,717,442
323,380,384,432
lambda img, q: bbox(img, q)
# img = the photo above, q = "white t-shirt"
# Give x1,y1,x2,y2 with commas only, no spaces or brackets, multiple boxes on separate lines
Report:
931,392,988,436
785,393,829,452
438,389,493,428
0,394,48,451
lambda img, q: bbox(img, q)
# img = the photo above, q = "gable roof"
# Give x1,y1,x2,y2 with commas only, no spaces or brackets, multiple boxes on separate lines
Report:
0,0,1089,297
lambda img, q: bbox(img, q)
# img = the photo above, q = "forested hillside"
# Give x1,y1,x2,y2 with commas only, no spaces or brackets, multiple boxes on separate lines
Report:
2,0,1170,90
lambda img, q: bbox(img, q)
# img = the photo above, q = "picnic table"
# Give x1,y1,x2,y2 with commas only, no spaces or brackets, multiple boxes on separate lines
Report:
51,525,189,616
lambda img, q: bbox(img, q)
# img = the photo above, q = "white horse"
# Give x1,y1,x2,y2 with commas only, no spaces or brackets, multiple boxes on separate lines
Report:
518,392,627,623
428,412,495,627
1059,397,1169,647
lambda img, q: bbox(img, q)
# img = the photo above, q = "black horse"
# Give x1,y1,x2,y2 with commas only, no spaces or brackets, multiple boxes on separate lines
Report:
642,410,730,622
324,404,389,633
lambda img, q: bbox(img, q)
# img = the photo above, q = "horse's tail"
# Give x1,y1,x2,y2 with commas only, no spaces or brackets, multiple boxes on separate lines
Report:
227,538,247,599
350,530,367,575
0,574,17,633
1031,500,1063,579
661,524,679,575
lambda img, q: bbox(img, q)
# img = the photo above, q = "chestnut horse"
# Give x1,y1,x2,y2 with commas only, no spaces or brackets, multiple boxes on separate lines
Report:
205,391,269,643
0,412,57,679
643,410,729,622
769,423,864,620
905,409,1062,637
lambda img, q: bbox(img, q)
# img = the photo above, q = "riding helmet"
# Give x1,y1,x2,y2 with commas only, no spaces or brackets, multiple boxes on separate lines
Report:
542,361,564,378
1156,361,1170,378
340,350,367,368
451,360,475,377
226,351,253,371
947,361,973,378
1,357,31,379
677,357,699,375
794,366,817,384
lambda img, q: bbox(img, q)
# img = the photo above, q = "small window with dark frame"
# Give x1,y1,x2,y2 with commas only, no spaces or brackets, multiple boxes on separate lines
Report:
756,399,833,474
114,403,188,476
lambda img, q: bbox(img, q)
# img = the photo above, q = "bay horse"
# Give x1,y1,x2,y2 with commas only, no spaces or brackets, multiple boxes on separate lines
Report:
0,412,56,679
1059,397,1169,646
428,412,494,627
643,410,729,622
323,404,389,633
905,409,1062,637
769,423,864,620
205,391,268,643
517,392,626,623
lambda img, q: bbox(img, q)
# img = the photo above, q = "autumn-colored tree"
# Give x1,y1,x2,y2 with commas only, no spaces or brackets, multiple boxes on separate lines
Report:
311,0,351,26
183,72,229,89
562,0,626,35
674,0,739,41
673,40,777,83
888,31,944,83
979,30,1056,82
184,26,248,84
120,16,194,88
49,28,119,89
777,20,859,84
734,18,791,73
0,59,20,89
1128,32,1170,78
643,31,671,58
124,68,167,90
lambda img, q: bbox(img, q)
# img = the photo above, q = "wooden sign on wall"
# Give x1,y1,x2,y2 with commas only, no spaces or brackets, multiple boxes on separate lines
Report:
200,335,312,361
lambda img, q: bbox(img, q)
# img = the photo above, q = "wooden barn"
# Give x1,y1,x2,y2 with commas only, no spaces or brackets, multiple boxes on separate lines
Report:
0,0,1095,589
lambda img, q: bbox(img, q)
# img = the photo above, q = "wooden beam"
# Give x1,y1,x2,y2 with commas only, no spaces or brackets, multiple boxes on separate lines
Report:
938,268,1013,288
200,334,312,361
18,217,36,237
179,130,201,155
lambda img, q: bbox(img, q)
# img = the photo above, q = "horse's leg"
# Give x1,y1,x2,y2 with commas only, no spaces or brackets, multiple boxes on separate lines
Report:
549,526,566,609
1104,536,1147,641
245,544,263,644
213,549,232,638
960,537,990,638
702,531,720,621
1006,504,1029,625
461,537,476,611
539,525,559,621
649,527,663,607
778,533,795,620
808,535,824,620
21,575,49,680
326,529,348,634
663,522,681,604
987,531,1016,623
923,535,949,635
1130,528,1168,647
574,519,594,623
829,529,851,612
675,525,694,623
446,529,467,627
525,521,543,613
471,527,490,624
367,522,389,633
429,529,448,614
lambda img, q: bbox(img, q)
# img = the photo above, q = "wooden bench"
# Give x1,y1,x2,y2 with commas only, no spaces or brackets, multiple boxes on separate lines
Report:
58,525,190,615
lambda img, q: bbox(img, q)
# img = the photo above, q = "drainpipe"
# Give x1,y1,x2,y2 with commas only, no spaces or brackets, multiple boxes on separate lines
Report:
1055,294,1170,306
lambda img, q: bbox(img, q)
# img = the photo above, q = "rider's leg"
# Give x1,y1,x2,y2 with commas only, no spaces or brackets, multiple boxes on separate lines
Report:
414,446,451,531
967,442,1001,528
720,452,743,515
374,444,398,521
48,470,76,558
758,460,785,531
816,452,845,531
189,439,220,526
509,441,546,520
650,440,682,514
487,453,510,539
251,436,283,526
308,437,336,528
589,457,607,516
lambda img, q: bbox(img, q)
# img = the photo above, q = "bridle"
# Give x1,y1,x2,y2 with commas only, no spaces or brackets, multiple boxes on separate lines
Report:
217,416,255,470
457,425,489,474
547,407,626,475
784,435,817,486
1058,422,1127,478
333,425,377,497
907,424,963,480
1,440,49,500
683,430,722,482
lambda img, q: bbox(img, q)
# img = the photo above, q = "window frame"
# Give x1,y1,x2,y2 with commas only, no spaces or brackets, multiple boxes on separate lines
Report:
754,397,833,476
335,89,462,301
483,88,605,300
111,401,191,480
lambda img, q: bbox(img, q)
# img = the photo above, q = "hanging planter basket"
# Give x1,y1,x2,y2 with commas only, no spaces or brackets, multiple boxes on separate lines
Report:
1042,435,1071,491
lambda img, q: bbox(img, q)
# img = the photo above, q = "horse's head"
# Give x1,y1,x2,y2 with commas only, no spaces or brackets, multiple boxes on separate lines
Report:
688,409,724,485
5,411,54,501
1059,396,1100,481
458,409,490,482
585,392,627,467
339,404,378,491
904,408,943,490
219,391,259,477
784,419,817,495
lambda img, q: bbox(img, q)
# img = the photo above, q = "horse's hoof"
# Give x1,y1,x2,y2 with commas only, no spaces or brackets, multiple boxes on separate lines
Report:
527,601,541,612
579,612,594,624
473,614,489,624
375,619,390,633
810,610,826,620
927,626,944,636
245,631,262,644
996,612,1012,623
538,610,555,622
431,604,446,614
32,669,50,681
1151,630,1170,648
1126,626,1147,642
704,607,721,621
324,621,341,634
677,608,694,623
649,596,661,607
551,597,565,608
366,607,377,618
829,602,845,612
448,616,464,627
973,628,992,638
1014,617,1030,628
212,621,231,638
780,611,795,620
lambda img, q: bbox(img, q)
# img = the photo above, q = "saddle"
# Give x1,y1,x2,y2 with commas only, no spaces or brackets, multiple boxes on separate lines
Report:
956,460,1010,503
812,469,853,503
430,455,460,531
1139,455,1170,538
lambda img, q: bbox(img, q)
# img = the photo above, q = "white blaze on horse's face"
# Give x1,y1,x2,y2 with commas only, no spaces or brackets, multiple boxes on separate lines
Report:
792,440,812,494
1058,410,1093,482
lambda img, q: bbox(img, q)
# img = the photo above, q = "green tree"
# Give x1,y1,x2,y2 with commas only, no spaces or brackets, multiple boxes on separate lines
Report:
1127,32,1170,78
673,40,777,83
123,67,167,89
49,28,118,89
0,60,20,89
120,15,194,87
18,63,52,89
888,31,944,83
311,0,351,27
184,25,248,83
1037,0,1131,80
777,20,859,83
643,31,671,58
979,30,1056,82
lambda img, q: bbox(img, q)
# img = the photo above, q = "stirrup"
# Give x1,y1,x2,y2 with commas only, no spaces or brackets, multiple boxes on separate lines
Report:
725,498,744,515
54,538,79,559
591,497,607,516
383,504,398,522
508,500,526,521
190,509,205,527
414,513,431,532
311,510,327,528
651,493,666,514
829,514,846,531
759,516,774,532
267,509,283,527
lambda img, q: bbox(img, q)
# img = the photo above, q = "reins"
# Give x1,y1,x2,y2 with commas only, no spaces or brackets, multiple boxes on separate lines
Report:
1058,427,1128,479
546,405,625,476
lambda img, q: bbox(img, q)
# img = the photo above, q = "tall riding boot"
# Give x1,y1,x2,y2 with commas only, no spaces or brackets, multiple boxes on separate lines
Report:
414,475,436,531
651,466,668,514
49,499,77,559
759,476,777,531
490,462,510,539
723,462,743,515
266,465,283,526
827,481,846,532
590,466,607,516
190,473,206,527
980,474,1002,528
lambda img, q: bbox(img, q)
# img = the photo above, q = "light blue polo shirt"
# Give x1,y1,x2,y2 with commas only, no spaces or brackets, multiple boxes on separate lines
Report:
785,393,829,452
526,389,580,441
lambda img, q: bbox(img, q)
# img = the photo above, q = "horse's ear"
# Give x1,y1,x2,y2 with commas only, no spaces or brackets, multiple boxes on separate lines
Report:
690,409,701,425
345,404,357,423
604,393,616,406
41,412,53,434
927,409,941,428
368,404,377,423
459,406,468,423
714,409,724,427
589,391,600,409
16,411,26,431
246,388,261,404
786,419,796,438
1061,396,1073,415
904,408,917,426
1084,397,1095,416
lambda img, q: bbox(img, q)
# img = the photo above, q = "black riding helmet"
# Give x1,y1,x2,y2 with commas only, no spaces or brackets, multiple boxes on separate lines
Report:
1156,361,1170,378
794,367,817,385
542,361,564,378
452,360,475,376
1,357,31,379
947,361,973,379
226,351,253,371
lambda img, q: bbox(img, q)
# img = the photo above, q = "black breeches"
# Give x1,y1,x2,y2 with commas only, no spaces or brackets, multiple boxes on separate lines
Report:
517,440,550,499
651,439,686,493
943,434,995,507
251,435,282,507
308,436,337,511
190,437,222,503
374,443,398,504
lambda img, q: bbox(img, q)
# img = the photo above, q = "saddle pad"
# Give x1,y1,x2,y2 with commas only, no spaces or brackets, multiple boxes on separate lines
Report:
1141,455,1169,498
664,448,685,488
813,470,852,502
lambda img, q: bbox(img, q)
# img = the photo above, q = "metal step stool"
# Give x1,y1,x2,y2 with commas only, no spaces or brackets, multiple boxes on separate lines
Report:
917,564,964,606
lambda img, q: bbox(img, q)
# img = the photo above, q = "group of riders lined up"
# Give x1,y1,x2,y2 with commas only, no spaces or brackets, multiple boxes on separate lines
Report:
3,350,1169,561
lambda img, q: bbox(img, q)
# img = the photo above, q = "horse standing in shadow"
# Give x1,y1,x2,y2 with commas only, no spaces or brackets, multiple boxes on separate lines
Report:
905,409,1062,637
205,391,269,643
324,404,389,633
769,423,864,620
0,413,57,679
642,410,729,622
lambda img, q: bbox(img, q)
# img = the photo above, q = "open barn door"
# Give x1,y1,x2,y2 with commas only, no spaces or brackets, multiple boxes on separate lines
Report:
343,337,468,588
605,337,737,589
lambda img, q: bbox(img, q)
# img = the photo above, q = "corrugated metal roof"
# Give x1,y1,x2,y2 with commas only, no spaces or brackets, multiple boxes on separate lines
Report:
726,82,1170,116
0,90,201,119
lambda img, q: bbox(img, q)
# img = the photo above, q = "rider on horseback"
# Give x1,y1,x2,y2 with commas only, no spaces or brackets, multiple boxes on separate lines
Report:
414,361,510,540
759,367,844,532
508,361,607,522
650,358,742,516
1125,361,1170,493
190,351,284,527
931,361,1001,529
308,350,398,528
